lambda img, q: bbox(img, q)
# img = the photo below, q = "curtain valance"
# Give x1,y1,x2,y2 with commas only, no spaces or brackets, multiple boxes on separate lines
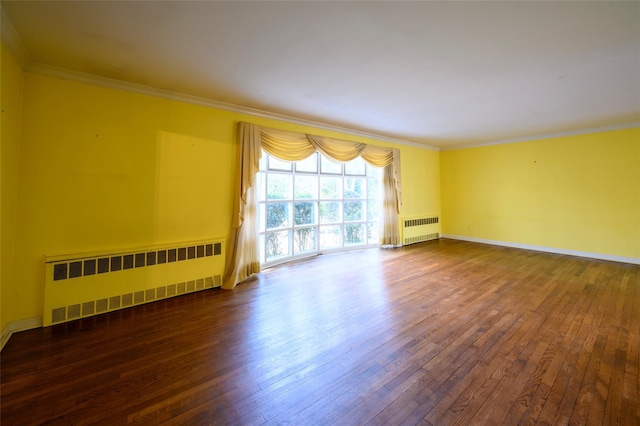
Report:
259,126,397,167
256,123,402,214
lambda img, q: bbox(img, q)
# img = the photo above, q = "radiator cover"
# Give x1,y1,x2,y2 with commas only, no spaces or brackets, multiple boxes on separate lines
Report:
43,239,224,326
401,216,440,245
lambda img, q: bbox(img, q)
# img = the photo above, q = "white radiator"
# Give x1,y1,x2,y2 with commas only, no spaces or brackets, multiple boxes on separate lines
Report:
402,216,440,246
43,239,225,326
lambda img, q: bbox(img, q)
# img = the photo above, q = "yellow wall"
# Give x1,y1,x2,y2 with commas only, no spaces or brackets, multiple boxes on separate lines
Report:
441,128,640,259
1,42,25,333
4,66,440,327
399,144,441,219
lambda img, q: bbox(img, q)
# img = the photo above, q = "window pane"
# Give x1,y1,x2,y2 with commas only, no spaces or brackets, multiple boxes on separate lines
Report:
266,174,292,200
294,175,318,200
367,163,381,177
265,230,290,260
266,202,291,229
345,157,366,175
345,224,365,245
268,156,292,171
295,153,318,173
320,155,342,174
344,201,364,222
367,178,379,199
320,176,342,199
319,225,342,249
319,201,341,224
294,227,316,253
367,223,379,244
344,178,365,199
367,200,379,221
294,202,315,226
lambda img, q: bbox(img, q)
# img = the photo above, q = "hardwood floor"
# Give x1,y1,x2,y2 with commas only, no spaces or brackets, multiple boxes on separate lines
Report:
1,239,638,425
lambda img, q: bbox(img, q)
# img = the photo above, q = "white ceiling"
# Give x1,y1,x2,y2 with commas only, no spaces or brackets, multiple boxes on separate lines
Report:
3,1,639,149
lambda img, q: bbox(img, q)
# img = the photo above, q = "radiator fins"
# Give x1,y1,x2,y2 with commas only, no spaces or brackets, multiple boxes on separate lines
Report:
402,216,440,246
49,275,222,324
404,233,440,245
404,217,439,227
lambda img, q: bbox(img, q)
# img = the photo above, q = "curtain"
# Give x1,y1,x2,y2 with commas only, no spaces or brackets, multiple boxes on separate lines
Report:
222,123,262,289
223,122,403,289
382,163,401,245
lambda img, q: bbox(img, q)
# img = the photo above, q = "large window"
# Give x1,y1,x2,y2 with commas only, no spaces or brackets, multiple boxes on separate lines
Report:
257,150,382,266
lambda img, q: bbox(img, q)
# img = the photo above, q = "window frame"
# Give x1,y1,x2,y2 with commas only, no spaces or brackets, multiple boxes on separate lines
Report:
257,150,382,268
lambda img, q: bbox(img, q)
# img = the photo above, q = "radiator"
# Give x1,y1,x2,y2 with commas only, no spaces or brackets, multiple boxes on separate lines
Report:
43,239,225,326
402,216,440,246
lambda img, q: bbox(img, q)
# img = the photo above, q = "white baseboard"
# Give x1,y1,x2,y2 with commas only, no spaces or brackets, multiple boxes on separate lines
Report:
441,234,640,265
1,317,42,351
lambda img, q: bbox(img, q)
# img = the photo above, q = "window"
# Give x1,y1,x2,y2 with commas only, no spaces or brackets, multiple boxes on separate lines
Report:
257,150,382,266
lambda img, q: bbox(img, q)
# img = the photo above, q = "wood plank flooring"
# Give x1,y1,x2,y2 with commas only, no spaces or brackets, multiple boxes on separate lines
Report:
1,239,639,425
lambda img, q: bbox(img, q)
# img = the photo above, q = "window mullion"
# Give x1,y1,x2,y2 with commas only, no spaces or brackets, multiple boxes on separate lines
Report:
261,150,380,266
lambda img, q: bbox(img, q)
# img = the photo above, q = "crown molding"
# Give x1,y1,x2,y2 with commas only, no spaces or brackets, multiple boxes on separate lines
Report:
25,62,439,151
17,59,640,153
1,6,33,68
441,121,640,151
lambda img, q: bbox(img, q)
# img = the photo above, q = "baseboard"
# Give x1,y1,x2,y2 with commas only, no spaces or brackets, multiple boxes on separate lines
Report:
1,317,42,351
441,234,640,265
